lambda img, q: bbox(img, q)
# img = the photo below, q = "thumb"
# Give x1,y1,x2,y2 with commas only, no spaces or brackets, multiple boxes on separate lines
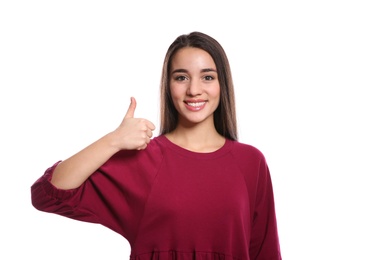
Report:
126,97,137,118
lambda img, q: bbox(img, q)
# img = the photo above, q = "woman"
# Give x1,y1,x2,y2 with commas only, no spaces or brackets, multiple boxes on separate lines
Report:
31,31,282,260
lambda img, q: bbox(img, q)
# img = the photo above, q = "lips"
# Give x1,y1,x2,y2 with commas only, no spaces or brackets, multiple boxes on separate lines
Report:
184,100,207,111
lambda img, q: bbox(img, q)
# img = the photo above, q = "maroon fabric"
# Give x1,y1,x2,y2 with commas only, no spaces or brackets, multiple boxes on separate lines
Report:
31,135,281,260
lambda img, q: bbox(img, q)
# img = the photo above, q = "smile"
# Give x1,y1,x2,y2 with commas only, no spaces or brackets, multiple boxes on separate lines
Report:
184,101,207,111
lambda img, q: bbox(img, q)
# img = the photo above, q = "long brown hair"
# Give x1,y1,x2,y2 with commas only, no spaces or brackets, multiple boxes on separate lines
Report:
159,32,237,140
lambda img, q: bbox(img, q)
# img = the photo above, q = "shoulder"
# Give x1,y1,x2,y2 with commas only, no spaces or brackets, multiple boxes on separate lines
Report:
230,140,266,162
102,136,166,169
228,140,270,183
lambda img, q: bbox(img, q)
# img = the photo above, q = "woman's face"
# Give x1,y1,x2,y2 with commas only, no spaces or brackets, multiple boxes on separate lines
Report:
169,47,220,127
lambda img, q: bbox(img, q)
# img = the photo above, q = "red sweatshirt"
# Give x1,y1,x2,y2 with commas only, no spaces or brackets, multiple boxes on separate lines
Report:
31,135,281,260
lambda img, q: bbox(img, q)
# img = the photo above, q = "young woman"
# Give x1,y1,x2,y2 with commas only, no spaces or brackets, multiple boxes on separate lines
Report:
31,32,282,260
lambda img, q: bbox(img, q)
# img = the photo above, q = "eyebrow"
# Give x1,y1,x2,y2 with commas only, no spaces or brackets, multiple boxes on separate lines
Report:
171,68,217,74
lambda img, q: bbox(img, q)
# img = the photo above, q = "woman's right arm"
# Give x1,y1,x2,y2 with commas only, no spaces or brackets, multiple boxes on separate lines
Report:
50,97,156,190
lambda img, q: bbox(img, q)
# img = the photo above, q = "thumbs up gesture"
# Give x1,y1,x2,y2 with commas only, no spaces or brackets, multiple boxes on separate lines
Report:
112,97,156,150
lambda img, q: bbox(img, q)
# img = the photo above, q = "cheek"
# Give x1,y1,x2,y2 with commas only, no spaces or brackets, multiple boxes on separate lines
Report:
169,85,183,106
169,84,177,98
169,86,179,101
211,84,221,100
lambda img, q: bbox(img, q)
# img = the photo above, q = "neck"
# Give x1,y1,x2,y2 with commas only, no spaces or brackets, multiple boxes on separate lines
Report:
165,124,225,153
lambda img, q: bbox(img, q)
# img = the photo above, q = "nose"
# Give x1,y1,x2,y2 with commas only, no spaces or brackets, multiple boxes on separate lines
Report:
186,79,202,96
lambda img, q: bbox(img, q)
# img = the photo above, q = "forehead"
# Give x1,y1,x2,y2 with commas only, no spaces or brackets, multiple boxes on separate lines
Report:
171,47,216,70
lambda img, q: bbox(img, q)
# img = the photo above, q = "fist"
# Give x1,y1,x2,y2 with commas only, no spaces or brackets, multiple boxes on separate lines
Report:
112,97,156,150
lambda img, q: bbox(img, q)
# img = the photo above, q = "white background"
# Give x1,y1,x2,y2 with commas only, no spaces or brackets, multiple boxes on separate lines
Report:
1,1,380,259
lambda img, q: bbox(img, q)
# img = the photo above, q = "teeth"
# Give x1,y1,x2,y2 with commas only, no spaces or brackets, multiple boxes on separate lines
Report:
187,102,205,107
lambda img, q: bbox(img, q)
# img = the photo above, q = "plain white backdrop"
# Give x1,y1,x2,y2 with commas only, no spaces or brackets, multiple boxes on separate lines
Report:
1,1,380,259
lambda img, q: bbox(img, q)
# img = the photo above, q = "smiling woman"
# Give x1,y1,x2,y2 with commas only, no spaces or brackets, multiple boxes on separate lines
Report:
167,47,222,146
31,32,282,260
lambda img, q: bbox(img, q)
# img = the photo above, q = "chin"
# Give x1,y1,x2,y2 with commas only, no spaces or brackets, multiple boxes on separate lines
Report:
179,115,214,126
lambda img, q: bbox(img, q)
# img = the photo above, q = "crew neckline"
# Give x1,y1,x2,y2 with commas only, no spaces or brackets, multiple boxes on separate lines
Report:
156,135,233,160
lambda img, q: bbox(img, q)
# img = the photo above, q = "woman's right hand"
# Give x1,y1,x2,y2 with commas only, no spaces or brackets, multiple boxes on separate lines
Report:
50,97,156,189
110,97,156,151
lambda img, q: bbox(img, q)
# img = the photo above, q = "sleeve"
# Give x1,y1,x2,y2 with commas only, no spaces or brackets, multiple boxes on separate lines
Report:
31,146,163,238
249,158,282,260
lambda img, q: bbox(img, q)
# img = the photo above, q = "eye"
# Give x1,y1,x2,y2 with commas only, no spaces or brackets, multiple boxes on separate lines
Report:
175,75,187,81
204,75,215,81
